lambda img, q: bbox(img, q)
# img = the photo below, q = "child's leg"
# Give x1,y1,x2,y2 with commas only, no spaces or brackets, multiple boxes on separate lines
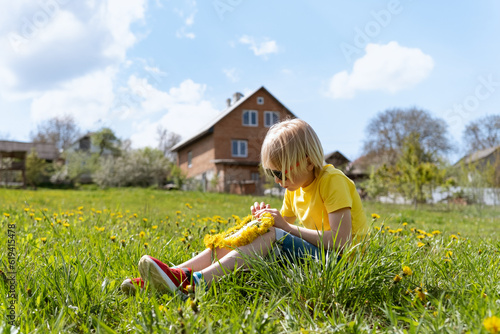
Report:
200,227,276,284
176,247,232,271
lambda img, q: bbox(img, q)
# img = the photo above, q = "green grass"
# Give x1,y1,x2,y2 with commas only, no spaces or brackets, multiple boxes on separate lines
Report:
0,188,499,333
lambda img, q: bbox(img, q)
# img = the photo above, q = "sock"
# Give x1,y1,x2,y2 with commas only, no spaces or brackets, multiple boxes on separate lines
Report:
192,271,203,286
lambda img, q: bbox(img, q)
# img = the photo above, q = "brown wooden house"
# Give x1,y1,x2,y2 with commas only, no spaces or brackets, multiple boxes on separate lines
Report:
171,87,296,194
0,140,59,187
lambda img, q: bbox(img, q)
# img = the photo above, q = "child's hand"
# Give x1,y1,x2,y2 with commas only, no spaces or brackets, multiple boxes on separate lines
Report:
251,202,270,216
254,208,288,230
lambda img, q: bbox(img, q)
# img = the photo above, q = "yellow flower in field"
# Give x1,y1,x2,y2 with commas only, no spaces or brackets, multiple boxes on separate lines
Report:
24,208,30,212
110,236,116,242
176,211,181,215
35,217,42,221
415,288,426,302
152,225,158,229
410,228,416,232
158,305,166,312
403,266,413,276
3,213,10,217
417,229,426,234
180,238,186,243
143,218,148,222
374,226,380,231
43,208,48,212
139,231,145,238
450,234,459,240
402,222,408,226
40,237,47,244
417,242,425,248
185,203,193,209
120,239,126,246
144,243,148,249
96,210,102,214
426,233,433,238
444,258,451,263
394,275,402,282
478,249,483,255
63,223,70,227
78,206,83,211
133,213,138,218
417,235,425,239
29,213,35,217
446,251,453,257
396,228,403,232
432,230,441,235
483,315,500,333
371,213,380,219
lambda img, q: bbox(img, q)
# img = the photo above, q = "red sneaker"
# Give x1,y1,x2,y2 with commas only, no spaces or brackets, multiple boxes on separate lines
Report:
120,277,145,295
138,255,193,298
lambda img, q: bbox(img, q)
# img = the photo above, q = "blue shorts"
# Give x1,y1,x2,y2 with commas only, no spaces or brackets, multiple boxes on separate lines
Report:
273,228,322,263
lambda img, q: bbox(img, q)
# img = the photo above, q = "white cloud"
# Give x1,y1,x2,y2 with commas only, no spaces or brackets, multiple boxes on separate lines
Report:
121,78,221,148
239,35,279,58
0,0,147,96
223,68,240,82
174,0,196,39
328,41,434,99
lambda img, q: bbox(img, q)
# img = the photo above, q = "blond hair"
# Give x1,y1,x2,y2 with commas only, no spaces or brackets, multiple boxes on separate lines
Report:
261,118,324,185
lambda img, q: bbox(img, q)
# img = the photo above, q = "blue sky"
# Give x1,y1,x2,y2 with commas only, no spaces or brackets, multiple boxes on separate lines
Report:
1,0,499,162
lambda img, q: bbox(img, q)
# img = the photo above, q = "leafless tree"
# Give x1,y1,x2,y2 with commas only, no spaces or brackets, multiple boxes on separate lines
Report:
157,125,181,161
363,107,453,165
462,114,500,153
30,114,81,151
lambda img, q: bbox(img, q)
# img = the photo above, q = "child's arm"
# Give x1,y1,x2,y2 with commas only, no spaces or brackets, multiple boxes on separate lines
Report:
254,207,352,251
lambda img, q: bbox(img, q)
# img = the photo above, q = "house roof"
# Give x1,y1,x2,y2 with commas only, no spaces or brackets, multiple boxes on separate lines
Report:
324,151,350,163
171,86,296,152
455,145,500,165
0,140,59,160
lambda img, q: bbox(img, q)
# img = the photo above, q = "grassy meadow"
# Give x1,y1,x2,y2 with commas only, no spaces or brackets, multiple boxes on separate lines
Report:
0,188,499,333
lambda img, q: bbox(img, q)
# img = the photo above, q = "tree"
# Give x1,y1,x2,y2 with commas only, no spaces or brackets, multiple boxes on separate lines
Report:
91,127,121,156
31,114,80,151
462,114,500,154
363,107,453,165
157,126,181,160
25,149,49,189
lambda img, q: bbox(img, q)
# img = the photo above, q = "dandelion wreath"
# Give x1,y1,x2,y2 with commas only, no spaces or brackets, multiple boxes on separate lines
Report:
203,213,274,250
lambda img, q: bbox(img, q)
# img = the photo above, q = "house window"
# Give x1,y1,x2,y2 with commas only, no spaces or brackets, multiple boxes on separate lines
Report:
242,110,258,127
251,172,260,182
232,140,248,157
187,151,192,168
257,97,264,105
264,111,280,127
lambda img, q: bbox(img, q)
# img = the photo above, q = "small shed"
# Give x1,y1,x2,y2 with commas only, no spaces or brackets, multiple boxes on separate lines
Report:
0,141,59,187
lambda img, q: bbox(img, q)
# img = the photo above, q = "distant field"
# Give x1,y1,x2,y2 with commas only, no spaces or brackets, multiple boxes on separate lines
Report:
0,188,499,333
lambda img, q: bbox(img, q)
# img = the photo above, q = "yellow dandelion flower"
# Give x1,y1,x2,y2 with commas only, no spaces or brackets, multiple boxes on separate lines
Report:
410,227,416,232
185,203,193,209
176,211,181,215
63,223,70,227
396,228,403,232
78,206,83,211
143,218,148,222
417,235,425,239
432,230,441,235
40,237,47,243
446,251,453,257
144,243,148,249
43,208,48,212
394,275,402,282
402,222,408,226
417,242,425,248
403,266,413,276
478,249,483,255
110,236,116,241
417,229,426,234
180,237,186,243
426,233,433,237
133,213,138,218
388,229,396,234
35,217,42,221
139,231,145,238
152,225,158,229
120,239,126,246
416,290,426,302
371,213,380,219
444,258,451,263
483,315,500,333
158,305,166,312
29,213,35,217
96,210,102,214
3,213,10,217
99,227,105,232
450,234,459,240
374,226,380,231
24,208,30,212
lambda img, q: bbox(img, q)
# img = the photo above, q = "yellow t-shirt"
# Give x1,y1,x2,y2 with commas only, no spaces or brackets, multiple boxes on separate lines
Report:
280,164,368,237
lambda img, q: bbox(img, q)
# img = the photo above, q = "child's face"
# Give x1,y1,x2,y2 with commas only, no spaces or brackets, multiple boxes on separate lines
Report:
269,162,315,192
